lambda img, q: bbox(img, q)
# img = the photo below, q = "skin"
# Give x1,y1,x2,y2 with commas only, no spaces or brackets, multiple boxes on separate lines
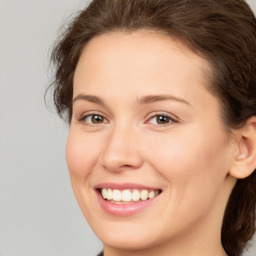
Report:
66,31,239,256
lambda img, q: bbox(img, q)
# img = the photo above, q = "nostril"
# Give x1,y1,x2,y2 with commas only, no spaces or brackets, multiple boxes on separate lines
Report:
100,156,143,172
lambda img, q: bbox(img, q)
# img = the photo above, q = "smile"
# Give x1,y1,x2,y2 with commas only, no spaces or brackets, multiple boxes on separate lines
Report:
100,188,161,204
95,184,162,216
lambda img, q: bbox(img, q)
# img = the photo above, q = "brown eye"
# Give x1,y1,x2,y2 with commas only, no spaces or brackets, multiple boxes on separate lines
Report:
82,114,106,124
156,115,170,124
91,115,104,124
147,114,177,125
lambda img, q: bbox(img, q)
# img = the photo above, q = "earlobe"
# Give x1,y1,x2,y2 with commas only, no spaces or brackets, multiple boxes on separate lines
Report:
229,116,256,179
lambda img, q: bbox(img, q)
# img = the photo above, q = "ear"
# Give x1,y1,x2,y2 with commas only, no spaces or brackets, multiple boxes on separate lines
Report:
229,116,256,179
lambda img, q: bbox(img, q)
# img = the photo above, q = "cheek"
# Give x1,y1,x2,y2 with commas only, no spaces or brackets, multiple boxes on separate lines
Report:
145,127,230,192
66,131,99,180
143,131,231,230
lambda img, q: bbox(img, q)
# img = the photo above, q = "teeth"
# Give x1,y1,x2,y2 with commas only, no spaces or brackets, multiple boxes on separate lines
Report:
140,190,148,201
122,189,132,202
107,189,113,200
148,190,155,199
132,189,140,201
102,188,108,199
112,189,122,201
100,188,160,203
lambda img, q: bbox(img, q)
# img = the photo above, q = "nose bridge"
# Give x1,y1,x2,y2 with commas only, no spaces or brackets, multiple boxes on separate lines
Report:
100,120,142,171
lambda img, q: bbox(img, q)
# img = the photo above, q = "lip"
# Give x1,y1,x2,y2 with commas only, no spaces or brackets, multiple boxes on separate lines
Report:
95,182,161,190
95,183,162,216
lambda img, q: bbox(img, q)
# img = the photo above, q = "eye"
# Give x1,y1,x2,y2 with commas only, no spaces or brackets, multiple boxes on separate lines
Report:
147,114,177,125
80,114,107,125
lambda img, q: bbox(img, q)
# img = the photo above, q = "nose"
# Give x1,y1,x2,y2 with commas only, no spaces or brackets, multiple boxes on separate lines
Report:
99,125,143,172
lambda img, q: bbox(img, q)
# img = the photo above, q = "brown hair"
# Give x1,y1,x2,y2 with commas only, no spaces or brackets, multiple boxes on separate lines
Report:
49,0,256,255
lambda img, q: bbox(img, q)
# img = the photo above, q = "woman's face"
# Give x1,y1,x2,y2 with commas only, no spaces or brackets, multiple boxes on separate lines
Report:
67,31,236,253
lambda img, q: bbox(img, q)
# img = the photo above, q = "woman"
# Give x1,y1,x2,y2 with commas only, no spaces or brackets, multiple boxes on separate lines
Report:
49,0,256,255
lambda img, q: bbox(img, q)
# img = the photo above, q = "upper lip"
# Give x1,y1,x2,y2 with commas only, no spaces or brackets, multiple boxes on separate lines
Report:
94,182,162,191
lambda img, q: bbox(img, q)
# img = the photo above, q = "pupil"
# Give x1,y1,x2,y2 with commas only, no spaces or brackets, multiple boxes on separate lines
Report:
157,116,169,124
92,115,103,123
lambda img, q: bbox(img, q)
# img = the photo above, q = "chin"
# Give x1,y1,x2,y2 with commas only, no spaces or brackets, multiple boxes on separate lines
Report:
100,233,158,251
90,221,161,250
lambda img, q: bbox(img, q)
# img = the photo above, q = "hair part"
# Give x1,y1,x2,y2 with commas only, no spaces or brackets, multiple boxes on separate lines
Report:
49,1,256,255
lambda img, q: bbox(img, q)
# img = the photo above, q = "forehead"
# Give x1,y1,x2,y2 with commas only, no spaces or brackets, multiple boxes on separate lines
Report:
73,30,212,101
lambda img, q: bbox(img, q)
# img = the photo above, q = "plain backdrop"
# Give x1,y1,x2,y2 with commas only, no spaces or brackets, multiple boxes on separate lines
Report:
0,0,256,256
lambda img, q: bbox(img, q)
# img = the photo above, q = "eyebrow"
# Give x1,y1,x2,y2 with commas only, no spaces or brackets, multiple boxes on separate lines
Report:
73,94,105,105
138,95,191,106
72,94,191,106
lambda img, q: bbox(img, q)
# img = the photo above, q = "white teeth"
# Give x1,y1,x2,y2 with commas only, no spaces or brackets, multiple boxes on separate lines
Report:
100,188,160,203
122,189,132,202
107,189,113,200
112,189,122,201
132,189,140,201
140,190,148,201
148,190,155,199
102,188,108,199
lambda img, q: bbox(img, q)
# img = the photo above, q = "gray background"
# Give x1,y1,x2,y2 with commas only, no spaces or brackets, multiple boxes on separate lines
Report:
0,0,255,255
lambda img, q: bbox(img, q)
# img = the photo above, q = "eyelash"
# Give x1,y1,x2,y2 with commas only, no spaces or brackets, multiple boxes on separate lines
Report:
78,112,178,126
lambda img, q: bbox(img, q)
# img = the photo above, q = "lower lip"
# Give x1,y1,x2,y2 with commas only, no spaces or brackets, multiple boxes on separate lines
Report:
96,190,160,216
